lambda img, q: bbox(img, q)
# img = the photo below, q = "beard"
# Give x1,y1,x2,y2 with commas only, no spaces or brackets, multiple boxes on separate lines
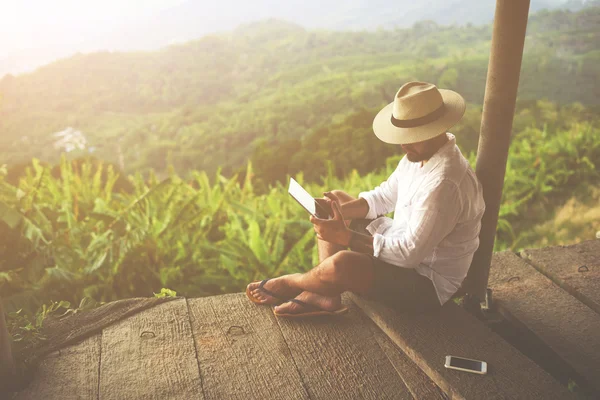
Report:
406,152,425,162
405,147,439,163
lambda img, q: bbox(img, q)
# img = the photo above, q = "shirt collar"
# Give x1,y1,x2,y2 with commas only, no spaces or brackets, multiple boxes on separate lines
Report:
419,132,456,175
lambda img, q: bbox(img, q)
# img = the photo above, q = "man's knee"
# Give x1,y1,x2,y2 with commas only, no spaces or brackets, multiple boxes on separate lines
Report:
319,250,359,284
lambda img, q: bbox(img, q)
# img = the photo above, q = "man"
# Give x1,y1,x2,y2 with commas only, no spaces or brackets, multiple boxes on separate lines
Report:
246,81,485,317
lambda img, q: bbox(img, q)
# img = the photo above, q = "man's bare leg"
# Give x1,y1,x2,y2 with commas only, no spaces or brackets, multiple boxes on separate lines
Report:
248,249,375,313
285,190,356,313
247,191,366,313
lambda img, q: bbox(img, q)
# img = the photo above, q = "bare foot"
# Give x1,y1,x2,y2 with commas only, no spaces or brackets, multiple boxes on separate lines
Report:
274,291,343,314
247,275,302,305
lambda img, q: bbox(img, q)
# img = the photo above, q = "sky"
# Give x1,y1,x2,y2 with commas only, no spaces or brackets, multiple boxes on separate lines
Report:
0,0,573,76
0,0,187,57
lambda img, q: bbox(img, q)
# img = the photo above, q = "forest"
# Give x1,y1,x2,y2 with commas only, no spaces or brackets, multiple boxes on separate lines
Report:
1,7,599,179
1,6,599,349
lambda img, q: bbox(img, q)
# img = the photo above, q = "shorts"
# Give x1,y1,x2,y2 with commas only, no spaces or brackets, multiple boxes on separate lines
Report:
349,219,442,313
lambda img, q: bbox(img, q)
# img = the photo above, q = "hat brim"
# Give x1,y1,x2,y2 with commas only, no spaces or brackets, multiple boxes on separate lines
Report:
372,89,466,145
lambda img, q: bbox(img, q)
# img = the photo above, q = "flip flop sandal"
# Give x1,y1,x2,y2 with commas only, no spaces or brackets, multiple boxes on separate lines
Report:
246,279,288,305
273,298,349,318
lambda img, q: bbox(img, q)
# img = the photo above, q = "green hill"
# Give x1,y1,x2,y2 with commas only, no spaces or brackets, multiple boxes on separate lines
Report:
1,7,599,179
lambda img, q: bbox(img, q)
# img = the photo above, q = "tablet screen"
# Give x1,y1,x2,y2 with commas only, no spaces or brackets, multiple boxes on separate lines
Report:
288,178,317,216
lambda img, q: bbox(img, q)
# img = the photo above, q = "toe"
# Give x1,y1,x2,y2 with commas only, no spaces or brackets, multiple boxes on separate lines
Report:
275,301,300,314
247,284,268,303
252,286,275,304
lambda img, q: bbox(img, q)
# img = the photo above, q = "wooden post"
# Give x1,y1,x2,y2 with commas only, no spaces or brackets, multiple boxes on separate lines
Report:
462,0,531,302
0,300,16,384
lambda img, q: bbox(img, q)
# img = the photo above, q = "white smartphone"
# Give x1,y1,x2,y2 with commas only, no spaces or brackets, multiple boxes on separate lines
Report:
288,178,330,219
444,355,487,375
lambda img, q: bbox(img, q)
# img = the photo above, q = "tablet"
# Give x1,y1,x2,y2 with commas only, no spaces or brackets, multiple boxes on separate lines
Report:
288,178,330,219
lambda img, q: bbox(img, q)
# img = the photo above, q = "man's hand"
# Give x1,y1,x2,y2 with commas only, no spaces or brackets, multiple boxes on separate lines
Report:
315,198,333,219
310,200,353,247
315,192,341,219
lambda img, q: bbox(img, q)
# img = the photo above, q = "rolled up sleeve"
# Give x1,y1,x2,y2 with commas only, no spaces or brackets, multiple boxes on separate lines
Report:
358,163,401,219
373,180,461,268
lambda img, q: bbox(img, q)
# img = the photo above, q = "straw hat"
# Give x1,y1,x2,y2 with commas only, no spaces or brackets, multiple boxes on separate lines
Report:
372,81,466,144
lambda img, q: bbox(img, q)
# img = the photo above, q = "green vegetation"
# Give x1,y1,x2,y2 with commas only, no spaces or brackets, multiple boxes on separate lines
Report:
1,8,599,179
249,100,600,190
1,121,598,321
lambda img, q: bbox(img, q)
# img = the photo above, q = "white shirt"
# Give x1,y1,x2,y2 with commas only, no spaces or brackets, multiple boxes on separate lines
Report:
358,133,485,306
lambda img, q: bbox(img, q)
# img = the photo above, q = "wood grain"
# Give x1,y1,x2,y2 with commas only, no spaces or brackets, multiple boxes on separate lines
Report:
521,239,600,315
98,298,203,400
350,293,575,400
17,297,178,363
370,323,447,400
12,334,100,400
489,250,600,394
275,294,414,399
188,294,309,400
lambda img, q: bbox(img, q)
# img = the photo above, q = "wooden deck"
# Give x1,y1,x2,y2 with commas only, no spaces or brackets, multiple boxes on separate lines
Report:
9,239,599,400
488,240,600,395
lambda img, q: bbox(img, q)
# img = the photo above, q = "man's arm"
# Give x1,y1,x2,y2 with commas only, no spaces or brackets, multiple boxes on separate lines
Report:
357,161,403,219
326,193,381,254
310,199,375,255
339,197,370,220
348,231,375,255
371,180,461,267
317,192,370,220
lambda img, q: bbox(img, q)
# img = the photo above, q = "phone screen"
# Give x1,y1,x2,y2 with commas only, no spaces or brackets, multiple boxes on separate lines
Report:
288,178,328,218
449,357,483,371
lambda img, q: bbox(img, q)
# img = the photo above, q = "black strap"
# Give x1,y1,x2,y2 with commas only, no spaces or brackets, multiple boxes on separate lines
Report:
391,104,446,128
258,279,283,300
288,298,323,312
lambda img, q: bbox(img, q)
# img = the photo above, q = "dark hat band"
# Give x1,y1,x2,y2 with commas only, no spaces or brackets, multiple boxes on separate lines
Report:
390,103,446,128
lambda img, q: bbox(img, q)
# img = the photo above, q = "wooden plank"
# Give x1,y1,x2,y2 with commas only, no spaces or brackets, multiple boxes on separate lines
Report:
369,322,446,400
521,239,600,315
12,334,100,400
18,297,178,363
350,294,575,400
99,298,203,400
187,294,309,400
275,294,415,400
489,251,600,394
